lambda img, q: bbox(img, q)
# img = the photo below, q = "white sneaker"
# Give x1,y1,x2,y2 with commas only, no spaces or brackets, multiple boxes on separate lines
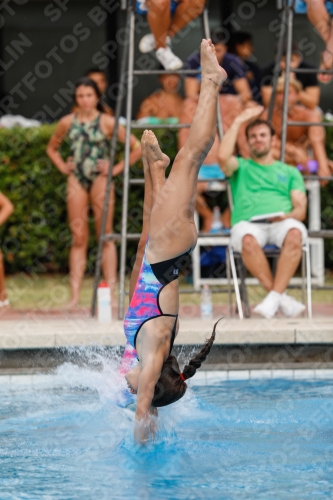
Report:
253,291,281,319
139,34,171,53
155,46,183,71
279,293,306,318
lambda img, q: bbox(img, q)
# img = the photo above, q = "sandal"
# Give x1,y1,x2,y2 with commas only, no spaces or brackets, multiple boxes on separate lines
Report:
318,48,333,84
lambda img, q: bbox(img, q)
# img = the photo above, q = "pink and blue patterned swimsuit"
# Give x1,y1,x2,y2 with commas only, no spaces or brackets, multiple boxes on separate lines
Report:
124,243,190,356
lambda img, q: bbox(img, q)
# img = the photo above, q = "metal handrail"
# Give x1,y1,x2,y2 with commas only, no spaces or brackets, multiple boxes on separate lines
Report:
280,3,294,161
129,176,333,184
287,121,333,127
102,233,141,241
133,69,201,75
303,176,333,181
130,122,223,129
131,123,191,129
101,229,333,241
118,7,136,319
130,177,227,185
292,68,333,74
308,231,333,238
267,6,288,124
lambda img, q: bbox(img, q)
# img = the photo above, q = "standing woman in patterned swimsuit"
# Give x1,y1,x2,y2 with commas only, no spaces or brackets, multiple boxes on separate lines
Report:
47,78,141,308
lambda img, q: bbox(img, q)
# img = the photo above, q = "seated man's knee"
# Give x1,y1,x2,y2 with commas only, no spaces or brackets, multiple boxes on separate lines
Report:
242,234,260,252
284,228,302,248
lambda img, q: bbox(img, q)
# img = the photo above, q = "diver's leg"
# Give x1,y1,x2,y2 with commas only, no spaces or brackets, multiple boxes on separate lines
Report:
121,133,168,378
129,133,153,300
129,131,168,299
147,39,226,262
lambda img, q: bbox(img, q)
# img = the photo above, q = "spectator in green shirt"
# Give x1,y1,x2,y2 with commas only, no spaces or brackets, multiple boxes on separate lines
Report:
218,106,308,319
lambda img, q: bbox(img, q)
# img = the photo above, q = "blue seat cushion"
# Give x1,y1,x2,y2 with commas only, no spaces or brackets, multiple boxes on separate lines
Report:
295,0,333,14
263,245,280,252
200,246,226,266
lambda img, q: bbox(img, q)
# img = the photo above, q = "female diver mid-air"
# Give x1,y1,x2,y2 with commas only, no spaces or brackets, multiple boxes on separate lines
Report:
123,39,227,443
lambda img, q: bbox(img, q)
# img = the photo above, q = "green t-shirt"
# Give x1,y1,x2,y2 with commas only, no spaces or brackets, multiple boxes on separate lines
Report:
229,158,306,226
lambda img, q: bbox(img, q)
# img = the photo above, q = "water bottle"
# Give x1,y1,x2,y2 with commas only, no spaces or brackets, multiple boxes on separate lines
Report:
210,206,223,233
201,284,213,320
97,281,112,323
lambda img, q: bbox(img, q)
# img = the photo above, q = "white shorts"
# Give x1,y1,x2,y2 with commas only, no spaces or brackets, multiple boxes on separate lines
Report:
231,219,308,253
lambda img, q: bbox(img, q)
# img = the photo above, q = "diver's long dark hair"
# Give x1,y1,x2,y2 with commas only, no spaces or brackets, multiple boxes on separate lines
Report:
73,77,104,113
151,318,222,408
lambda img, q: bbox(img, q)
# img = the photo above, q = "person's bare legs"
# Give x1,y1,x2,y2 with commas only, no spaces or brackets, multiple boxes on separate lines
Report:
67,175,90,308
0,250,8,304
306,0,331,42
305,0,333,81
91,176,117,308
146,0,171,49
272,229,303,293
241,235,274,291
147,40,227,263
168,0,205,38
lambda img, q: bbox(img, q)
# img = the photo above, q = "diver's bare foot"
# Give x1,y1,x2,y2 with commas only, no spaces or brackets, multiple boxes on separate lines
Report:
200,38,227,87
145,130,170,170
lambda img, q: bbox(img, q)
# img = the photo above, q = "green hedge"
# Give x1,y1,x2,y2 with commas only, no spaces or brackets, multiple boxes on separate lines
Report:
0,124,333,273
0,125,178,274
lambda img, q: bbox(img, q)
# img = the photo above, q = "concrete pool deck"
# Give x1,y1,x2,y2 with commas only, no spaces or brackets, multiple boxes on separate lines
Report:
1,314,333,349
1,306,333,373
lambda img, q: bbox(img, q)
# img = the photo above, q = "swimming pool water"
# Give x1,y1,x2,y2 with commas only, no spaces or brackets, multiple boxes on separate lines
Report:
1,363,333,499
